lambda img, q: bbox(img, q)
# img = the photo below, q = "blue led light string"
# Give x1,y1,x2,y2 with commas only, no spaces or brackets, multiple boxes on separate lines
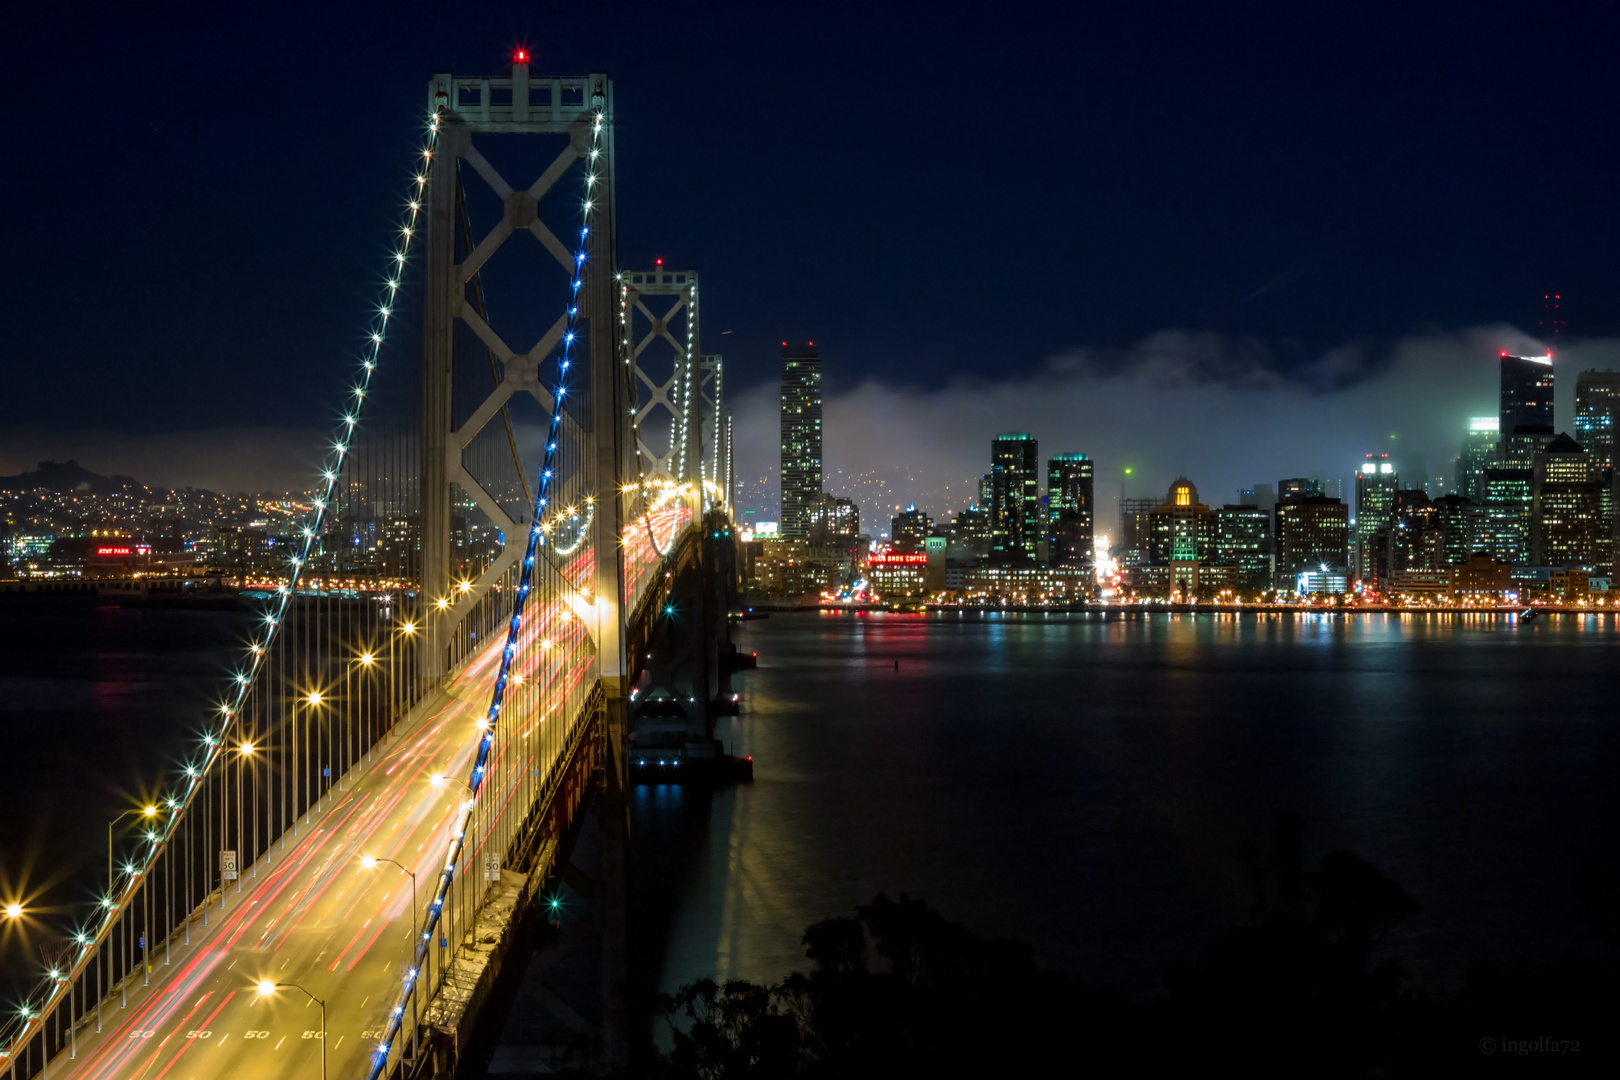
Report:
366,103,606,1079
0,108,445,1068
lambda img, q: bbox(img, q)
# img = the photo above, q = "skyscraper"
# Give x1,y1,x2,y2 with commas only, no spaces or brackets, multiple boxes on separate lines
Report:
1216,504,1272,592
1482,466,1534,563
890,504,933,553
1499,352,1555,464
1118,498,1157,567
989,433,1040,562
779,343,822,538
1573,369,1620,471
1533,433,1604,568
1457,417,1498,501
1274,493,1349,585
1046,453,1094,568
1353,453,1397,577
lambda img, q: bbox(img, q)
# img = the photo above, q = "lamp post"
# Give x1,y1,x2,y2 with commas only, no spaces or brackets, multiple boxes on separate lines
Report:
256,981,325,1080
361,855,418,1061
304,690,324,820
237,742,255,889
358,651,375,765
396,621,416,741
107,805,159,1007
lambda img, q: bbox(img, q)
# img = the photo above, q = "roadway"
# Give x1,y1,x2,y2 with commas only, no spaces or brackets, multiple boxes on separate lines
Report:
43,510,685,1080
47,638,507,1080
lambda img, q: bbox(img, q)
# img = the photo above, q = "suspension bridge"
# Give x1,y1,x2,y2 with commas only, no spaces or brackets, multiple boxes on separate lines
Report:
1,59,744,1079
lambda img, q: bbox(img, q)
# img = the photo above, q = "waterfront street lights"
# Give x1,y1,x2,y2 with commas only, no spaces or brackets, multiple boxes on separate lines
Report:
361,855,419,1060
256,981,326,1080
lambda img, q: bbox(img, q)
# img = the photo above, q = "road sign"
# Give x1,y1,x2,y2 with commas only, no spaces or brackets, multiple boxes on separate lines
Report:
484,852,502,883
220,850,238,881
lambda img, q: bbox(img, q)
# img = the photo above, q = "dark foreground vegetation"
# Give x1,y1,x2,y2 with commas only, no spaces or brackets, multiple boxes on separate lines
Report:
652,816,1617,1077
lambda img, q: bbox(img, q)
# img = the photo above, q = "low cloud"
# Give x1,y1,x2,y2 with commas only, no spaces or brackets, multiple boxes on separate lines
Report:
734,326,1620,535
0,427,326,494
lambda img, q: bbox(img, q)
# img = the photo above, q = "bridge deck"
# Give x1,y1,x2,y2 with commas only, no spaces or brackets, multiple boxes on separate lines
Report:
46,640,538,1080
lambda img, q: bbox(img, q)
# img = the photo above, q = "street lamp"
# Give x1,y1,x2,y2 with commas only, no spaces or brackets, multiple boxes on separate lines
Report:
108,804,161,1006
256,981,326,1080
2,902,21,920
361,855,419,1060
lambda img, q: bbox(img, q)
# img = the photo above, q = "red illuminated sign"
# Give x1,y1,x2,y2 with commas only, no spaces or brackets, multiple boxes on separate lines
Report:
870,554,927,566
95,545,151,557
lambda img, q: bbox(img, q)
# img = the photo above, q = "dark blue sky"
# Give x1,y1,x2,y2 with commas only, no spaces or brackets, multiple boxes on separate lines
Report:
6,2,1618,444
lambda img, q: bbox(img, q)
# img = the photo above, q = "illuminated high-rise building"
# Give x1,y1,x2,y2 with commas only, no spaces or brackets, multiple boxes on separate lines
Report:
890,504,933,554
1482,466,1533,563
1046,453,1094,569
1573,369,1620,471
1499,352,1555,464
808,493,859,544
1216,504,1272,591
1533,434,1604,568
989,433,1040,562
1457,417,1498,501
1274,492,1348,584
1118,497,1157,567
779,343,822,538
1353,453,1397,577
1147,478,1217,564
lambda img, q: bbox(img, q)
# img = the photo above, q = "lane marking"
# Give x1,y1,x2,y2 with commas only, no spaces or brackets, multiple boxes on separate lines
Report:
151,990,235,1080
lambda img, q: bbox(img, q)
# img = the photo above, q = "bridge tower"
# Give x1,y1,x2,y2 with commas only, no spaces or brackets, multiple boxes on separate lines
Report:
417,62,627,698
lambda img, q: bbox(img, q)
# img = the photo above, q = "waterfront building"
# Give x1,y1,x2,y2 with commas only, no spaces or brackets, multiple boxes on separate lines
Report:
989,433,1040,562
1353,454,1397,578
869,551,928,599
1386,568,1451,601
890,504,933,553
1293,567,1349,595
1549,566,1592,603
957,562,1093,603
1573,369,1620,471
1532,433,1604,568
1046,453,1094,569
745,537,842,599
779,343,823,538
1457,417,1499,501
1451,553,1513,603
1216,504,1272,592
1274,493,1349,586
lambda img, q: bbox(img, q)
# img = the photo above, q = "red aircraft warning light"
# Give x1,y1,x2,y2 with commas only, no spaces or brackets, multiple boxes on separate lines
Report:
514,49,529,64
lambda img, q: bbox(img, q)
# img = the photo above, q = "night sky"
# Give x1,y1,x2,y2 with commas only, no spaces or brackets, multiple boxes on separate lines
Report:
6,3,1620,516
